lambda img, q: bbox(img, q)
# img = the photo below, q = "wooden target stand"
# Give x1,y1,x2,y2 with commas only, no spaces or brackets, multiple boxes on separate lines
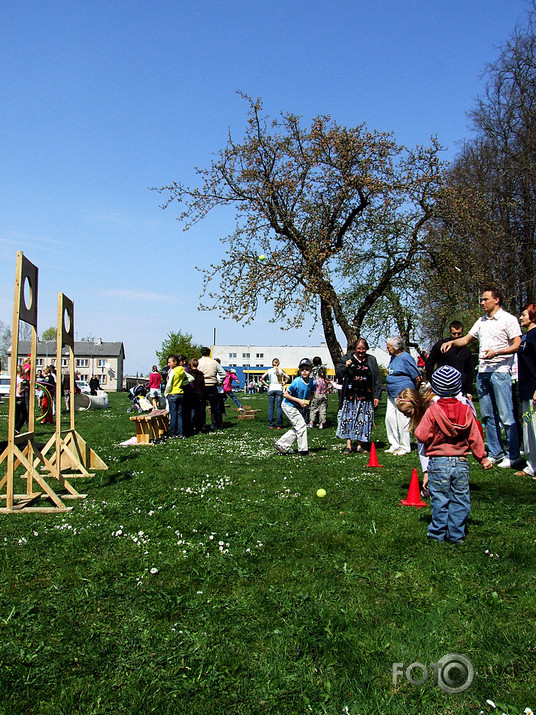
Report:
0,253,74,512
0,252,104,513
40,293,107,478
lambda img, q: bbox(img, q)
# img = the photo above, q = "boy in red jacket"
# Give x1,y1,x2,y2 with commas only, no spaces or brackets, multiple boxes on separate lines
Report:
415,366,492,543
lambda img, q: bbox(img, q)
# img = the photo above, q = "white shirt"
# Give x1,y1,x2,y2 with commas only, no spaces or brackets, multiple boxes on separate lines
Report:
469,308,522,373
264,366,287,393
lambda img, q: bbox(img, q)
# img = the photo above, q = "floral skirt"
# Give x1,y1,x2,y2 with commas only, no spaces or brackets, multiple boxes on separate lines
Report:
336,398,374,442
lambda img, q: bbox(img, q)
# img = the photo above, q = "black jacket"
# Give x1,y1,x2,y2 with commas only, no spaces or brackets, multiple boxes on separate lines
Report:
425,338,474,394
336,352,383,406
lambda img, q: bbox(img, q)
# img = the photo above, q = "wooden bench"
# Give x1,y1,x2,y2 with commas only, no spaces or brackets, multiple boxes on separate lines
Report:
129,410,169,444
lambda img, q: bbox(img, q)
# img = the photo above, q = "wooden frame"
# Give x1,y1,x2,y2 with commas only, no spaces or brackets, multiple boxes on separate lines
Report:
40,293,107,477
0,253,75,512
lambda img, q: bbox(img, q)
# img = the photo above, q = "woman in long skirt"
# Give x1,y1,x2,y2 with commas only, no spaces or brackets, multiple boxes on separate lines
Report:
336,338,382,453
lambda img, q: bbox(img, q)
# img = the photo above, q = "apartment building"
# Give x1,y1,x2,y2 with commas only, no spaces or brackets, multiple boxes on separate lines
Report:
9,339,125,392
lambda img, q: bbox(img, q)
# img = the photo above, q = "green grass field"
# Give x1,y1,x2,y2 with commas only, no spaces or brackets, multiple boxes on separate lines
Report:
0,393,534,714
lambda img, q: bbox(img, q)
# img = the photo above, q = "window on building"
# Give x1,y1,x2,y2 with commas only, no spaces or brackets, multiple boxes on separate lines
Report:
97,359,106,367
100,374,107,384
36,358,43,366
76,359,89,367
242,353,250,358
256,363,264,367
61,358,68,367
229,352,237,358
256,353,264,358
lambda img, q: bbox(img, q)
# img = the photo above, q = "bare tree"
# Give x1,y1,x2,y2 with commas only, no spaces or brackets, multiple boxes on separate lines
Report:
157,96,447,364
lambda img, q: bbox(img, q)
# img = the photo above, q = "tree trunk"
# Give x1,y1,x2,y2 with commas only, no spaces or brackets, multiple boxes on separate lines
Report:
320,298,353,368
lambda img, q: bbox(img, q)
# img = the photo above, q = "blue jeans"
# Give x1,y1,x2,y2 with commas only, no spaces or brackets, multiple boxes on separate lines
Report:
476,371,520,461
168,394,184,436
226,391,242,409
428,456,470,543
268,391,283,428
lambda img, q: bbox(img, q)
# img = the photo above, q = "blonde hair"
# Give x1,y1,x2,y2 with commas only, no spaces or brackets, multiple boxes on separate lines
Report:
272,358,281,383
395,387,434,431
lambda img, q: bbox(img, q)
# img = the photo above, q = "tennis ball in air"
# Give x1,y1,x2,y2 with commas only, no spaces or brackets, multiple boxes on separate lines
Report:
258,254,266,261
316,488,326,498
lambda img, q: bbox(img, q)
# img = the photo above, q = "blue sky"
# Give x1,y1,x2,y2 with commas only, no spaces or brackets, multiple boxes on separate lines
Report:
0,0,528,374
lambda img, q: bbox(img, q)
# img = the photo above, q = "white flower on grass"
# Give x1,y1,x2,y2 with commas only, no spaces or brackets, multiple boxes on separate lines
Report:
150,567,158,574
486,701,496,709
524,709,534,715
32,531,38,537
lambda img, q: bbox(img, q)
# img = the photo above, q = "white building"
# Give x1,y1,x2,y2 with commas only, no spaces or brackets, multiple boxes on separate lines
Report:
211,343,391,385
9,339,125,392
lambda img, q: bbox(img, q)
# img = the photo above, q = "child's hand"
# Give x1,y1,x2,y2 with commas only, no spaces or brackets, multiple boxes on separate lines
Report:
482,458,493,470
422,472,428,489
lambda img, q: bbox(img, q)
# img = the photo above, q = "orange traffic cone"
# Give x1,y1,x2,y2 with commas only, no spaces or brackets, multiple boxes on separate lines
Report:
368,442,382,468
401,468,427,507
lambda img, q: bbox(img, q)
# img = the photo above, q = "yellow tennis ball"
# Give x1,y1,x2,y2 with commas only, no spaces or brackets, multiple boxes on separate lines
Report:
316,488,326,498
258,254,266,261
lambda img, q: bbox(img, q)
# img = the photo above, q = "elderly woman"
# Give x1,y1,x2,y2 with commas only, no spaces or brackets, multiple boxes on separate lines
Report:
336,338,382,454
516,304,536,478
385,336,421,454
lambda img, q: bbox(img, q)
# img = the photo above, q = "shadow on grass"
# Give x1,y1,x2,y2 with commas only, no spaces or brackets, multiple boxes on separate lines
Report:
103,469,136,486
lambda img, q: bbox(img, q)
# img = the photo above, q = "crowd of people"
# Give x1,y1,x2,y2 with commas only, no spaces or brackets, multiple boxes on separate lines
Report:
139,347,248,439
7,286,534,545
257,287,535,545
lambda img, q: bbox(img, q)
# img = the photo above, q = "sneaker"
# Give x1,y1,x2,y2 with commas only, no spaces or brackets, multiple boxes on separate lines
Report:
318,424,324,429
308,422,314,428
488,455,506,465
497,457,523,469
269,426,274,429
274,442,289,455
276,426,281,430
394,448,410,455
384,446,398,453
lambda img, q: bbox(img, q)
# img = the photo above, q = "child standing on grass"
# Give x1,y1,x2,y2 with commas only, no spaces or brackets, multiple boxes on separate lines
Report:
164,355,194,438
415,366,492,544
308,367,332,429
260,358,290,430
274,358,316,456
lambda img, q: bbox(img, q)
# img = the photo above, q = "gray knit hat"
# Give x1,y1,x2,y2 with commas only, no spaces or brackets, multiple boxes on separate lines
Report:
431,366,462,397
